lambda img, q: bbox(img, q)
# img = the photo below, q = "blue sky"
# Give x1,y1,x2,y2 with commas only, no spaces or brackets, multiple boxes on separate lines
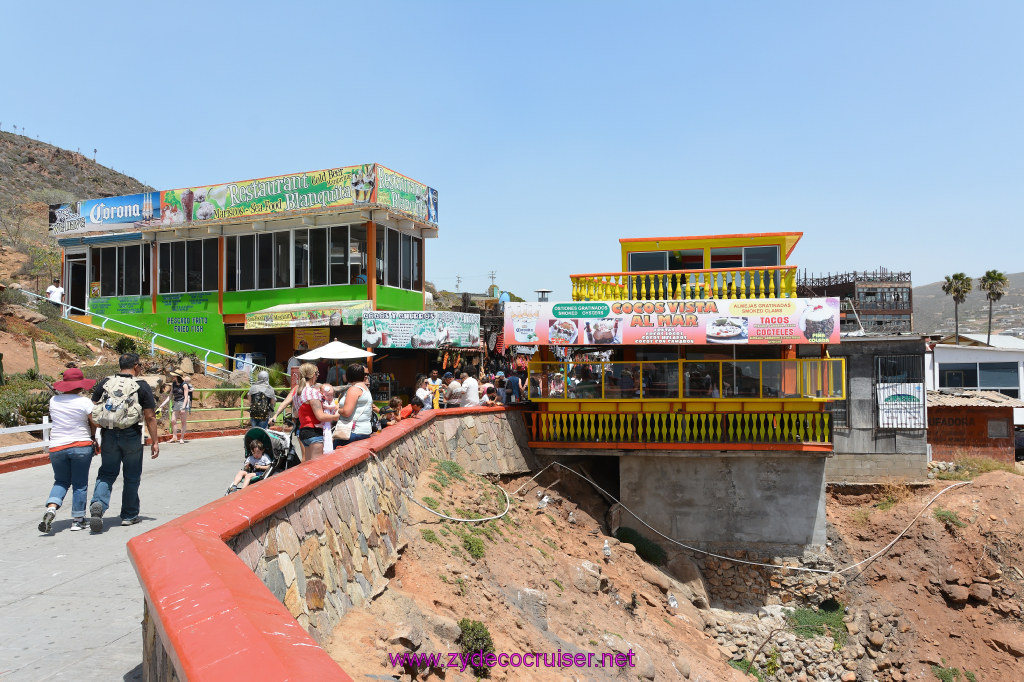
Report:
2,1,1021,300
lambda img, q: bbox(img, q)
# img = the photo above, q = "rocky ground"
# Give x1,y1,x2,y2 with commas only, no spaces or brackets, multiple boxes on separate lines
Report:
323,462,1024,681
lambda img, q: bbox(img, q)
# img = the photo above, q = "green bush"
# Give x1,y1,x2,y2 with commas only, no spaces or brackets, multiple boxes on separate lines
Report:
933,507,967,531
463,535,486,560
266,363,289,388
113,335,139,355
438,459,466,482
420,529,444,547
788,598,846,648
457,619,495,677
212,381,243,407
728,659,766,681
614,527,667,566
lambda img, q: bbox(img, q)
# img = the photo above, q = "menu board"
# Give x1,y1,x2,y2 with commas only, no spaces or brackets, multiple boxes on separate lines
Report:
503,298,841,346
362,311,480,349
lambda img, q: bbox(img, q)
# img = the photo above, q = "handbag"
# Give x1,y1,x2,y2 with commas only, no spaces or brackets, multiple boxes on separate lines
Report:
333,384,364,440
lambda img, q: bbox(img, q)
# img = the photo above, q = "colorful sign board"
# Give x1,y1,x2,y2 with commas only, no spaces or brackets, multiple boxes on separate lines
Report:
877,382,926,428
361,311,480,349
503,298,841,346
49,165,437,236
294,327,330,352
244,301,371,329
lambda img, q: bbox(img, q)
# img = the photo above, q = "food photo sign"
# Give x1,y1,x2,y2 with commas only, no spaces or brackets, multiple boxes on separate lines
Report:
503,298,841,346
362,311,480,349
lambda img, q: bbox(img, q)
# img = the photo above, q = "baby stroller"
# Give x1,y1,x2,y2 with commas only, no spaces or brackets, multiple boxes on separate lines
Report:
239,426,301,484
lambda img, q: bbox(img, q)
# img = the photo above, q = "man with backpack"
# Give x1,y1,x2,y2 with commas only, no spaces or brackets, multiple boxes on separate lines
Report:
247,370,279,428
88,353,160,532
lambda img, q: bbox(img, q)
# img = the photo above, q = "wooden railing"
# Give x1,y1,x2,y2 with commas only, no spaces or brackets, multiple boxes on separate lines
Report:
570,266,798,301
525,410,831,446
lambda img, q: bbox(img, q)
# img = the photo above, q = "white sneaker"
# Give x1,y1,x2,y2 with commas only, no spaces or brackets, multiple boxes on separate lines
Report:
70,518,87,531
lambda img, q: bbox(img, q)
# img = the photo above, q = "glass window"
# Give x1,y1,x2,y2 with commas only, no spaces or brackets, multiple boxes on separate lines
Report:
203,238,218,291
274,231,290,288
567,362,603,399
709,248,742,269
186,240,203,292
877,355,924,383
979,362,1018,388
628,251,667,272
310,228,328,286
387,228,400,287
412,236,423,291
172,242,186,293
683,362,720,398
743,246,779,267
257,234,273,289
939,363,978,388
668,249,703,270
376,228,386,286
349,225,367,283
330,226,348,285
239,235,256,291
100,247,116,297
158,244,171,293
605,363,642,399
401,233,413,289
762,360,800,398
141,245,151,296
641,361,679,399
123,245,140,295
294,229,309,288
226,236,237,292
529,363,567,399
723,361,761,398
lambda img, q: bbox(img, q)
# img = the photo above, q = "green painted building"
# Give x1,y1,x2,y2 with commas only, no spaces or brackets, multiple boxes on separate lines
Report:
52,164,437,370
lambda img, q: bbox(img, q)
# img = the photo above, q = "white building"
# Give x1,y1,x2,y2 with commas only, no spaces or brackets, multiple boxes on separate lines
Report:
925,334,1024,425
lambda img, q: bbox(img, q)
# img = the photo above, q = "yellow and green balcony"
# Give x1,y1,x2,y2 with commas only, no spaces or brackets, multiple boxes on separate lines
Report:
524,358,844,450
570,266,798,302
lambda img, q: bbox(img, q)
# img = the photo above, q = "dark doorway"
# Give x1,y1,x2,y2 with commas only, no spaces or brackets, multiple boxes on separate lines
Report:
67,254,87,314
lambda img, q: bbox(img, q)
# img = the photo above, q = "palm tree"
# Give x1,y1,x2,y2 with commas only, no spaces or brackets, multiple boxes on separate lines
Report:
942,273,972,345
979,269,1009,345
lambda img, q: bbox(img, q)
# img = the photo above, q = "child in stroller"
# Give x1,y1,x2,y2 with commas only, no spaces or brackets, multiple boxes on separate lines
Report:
225,426,300,494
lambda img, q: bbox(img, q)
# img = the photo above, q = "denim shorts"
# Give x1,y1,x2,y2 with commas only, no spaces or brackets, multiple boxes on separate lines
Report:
298,427,324,446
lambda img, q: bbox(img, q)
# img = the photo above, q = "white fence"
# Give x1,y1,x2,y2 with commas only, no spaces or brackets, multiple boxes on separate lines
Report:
0,417,51,456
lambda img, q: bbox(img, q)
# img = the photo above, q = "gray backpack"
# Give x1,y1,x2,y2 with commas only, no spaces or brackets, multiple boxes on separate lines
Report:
92,375,143,429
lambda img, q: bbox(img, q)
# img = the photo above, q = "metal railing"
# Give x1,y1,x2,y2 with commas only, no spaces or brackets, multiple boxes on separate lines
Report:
159,386,292,428
525,410,832,446
0,417,51,455
15,289,265,378
570,266,798,301
527,358,845,402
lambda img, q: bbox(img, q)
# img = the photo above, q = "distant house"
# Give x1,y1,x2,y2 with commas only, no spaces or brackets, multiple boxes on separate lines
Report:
927,389,1024,463
926,334,1024,426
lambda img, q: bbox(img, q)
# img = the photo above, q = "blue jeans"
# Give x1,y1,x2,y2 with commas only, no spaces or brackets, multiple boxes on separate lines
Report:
251,418,270,429
47,445,93,518
333,432,370,448
92,428,145,520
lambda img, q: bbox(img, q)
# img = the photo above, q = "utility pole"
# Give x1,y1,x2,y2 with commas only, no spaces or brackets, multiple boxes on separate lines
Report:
489,271,496,287
455,275,462,292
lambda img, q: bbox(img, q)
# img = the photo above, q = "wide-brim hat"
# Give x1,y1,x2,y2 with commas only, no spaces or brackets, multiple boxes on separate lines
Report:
53,367,96,393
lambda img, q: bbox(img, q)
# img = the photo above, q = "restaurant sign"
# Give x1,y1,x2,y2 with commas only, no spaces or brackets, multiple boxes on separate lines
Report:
245,301,371,329
362,311,480,349
503,298,841,346
50,164,438,236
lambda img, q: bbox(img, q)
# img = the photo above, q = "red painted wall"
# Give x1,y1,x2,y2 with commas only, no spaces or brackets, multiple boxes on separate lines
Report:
928,406,1015,463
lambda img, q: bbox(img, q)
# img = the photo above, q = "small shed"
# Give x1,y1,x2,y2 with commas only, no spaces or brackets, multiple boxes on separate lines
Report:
927,389,1024,463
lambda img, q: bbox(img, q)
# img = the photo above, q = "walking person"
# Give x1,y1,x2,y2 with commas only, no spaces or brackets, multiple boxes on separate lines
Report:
247,370,278,428
88,353,160,532
38,368,99,533
295,363,340,461
45,278,65,313
157,371,192,443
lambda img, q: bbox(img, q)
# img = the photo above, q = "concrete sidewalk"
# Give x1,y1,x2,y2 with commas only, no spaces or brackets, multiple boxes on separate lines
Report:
0,436,246,681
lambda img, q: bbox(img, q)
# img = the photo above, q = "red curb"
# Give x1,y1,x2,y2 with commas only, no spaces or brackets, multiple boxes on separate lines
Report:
0,452,50,474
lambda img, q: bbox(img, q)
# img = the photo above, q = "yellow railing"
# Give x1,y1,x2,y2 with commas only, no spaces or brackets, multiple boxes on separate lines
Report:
570,266,798,301
527,358,845,402
525,410,831,445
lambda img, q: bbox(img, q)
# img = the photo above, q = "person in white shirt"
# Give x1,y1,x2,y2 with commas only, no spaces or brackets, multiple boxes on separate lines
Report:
414,375,433,410
442,372,462,408
460,372,480,407
425,369,442,408
45,279,65,310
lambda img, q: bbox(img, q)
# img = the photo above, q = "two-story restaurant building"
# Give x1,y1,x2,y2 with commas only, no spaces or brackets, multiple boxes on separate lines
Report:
505,232,845,551
48,164,437,375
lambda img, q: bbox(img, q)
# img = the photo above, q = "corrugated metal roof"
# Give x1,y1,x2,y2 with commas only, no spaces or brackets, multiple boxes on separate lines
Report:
939,333,1024,350
927,389,1024,408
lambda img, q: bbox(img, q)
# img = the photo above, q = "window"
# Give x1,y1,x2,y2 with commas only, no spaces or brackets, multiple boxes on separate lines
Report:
226,236,237,292
158,239,218,294
294,229,309,288
939,361,1019,397
401,233,413,289
350,225,367,283
989,418,1011,438
257,234,273,289
93,245,152,297
668,249,703,270
377,228,387,286
330,226,348,284
274,231,289,288
239,235,256,290
628,251,668,272
412,236,423,291
387,228,400,287
877,355,924,383
310,228,328,286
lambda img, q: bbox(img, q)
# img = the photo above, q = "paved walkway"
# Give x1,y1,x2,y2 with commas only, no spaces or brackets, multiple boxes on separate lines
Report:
0,436,245,681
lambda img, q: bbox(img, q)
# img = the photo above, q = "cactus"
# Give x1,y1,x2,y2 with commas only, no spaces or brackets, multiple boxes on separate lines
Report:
19,392,50,425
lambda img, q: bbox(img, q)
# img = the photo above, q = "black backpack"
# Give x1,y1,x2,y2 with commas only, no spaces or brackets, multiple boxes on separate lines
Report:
250,391,272,420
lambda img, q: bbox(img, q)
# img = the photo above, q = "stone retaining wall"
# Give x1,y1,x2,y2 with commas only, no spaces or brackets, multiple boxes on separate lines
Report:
130,407,536,681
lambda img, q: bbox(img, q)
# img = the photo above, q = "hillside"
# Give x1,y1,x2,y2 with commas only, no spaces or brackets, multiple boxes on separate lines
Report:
0,130,151,282
913,273,1024,336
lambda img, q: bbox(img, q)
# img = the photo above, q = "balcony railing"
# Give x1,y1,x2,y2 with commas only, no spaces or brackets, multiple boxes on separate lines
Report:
527,359,845,402
525,410,832,446
570,266,797,301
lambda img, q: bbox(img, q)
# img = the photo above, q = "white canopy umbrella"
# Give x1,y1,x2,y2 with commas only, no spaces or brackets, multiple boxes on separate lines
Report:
296,341,375,361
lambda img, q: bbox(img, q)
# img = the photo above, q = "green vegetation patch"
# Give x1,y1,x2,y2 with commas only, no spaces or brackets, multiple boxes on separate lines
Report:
457,619,495,677
421,496,440,511
463,535,486,560
933,506,967,531
728,659,767,682
420,529,444,547
437,459,466,482
788,598,847,649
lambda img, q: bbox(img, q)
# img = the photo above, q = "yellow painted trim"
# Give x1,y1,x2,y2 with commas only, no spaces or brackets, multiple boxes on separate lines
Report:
619,234,798,270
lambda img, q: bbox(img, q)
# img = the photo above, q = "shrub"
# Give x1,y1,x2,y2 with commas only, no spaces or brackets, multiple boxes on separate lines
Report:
266,363,289,388
876,480,912,510
728,659,766,681
457,619,495,677
420,529,444,547
438,459,466,482
462,535,486,560
614,527,667,566
113,335,139,355
213,381,242,407
422,496,439,511
933,507,967,532
788,598,846,648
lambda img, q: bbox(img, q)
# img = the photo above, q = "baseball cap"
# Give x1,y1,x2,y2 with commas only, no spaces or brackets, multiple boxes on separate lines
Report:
496,371,505,377
442,372,454,379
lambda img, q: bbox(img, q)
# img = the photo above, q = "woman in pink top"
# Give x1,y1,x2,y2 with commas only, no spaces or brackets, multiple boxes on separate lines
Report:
39,368,100,533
